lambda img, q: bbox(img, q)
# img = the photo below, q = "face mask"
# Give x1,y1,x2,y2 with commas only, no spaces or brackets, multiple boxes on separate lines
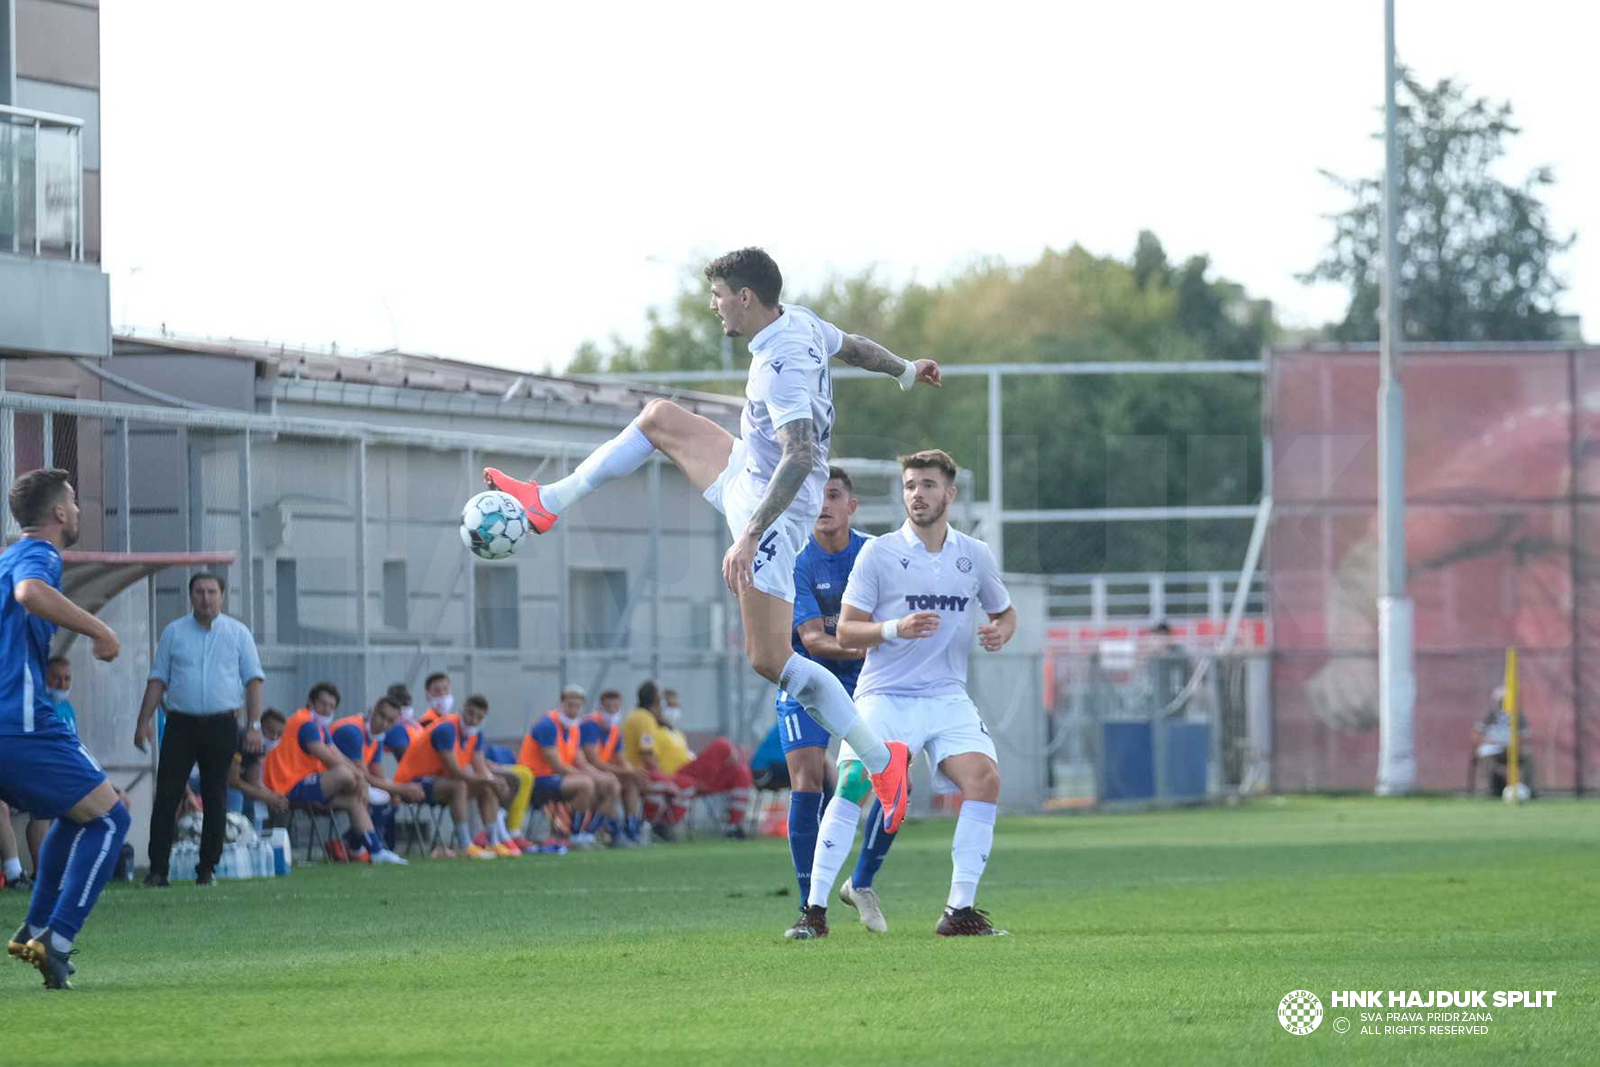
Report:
662,706,681,725
262,737,280,753
400,705,415,722
432,694,455,715
47,688,70,704
466,724,482,738
314,711,334,727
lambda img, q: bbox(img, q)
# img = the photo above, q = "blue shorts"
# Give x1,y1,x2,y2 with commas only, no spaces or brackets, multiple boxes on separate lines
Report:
483,744,516,766
286,774,328,806
774,696,830,753
0,729,109,818
532,774,565,806
413,776,440,804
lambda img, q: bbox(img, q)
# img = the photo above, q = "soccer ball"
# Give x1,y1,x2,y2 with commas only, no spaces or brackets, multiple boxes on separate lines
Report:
1502,782,1531,803
460,490,530,560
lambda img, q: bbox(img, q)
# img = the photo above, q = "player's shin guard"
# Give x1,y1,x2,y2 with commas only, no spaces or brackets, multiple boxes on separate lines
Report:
807,795,861,908
540,420,655,515
851,798,897,890
778,654,890,773
44,802,130,944
787,790,822,900
948,800,996,910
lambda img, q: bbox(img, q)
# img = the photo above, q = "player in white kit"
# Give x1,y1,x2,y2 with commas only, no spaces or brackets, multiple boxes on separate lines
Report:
800,449,1017,937
484,248,939,832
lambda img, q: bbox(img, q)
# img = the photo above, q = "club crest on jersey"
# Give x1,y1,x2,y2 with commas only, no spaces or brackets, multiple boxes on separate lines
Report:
957,557,973,573
899,558,910,569
904,594,970,612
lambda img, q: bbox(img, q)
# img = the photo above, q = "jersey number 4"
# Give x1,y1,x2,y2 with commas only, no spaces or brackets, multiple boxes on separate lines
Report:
753,531,779,573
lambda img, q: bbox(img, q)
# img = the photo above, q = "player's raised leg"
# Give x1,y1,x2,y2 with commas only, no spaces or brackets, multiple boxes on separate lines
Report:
934,751,1007,937
485,399,735,531
741,583,910,832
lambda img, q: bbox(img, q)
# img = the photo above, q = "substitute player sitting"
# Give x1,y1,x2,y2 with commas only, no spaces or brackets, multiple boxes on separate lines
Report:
331,696,423,856
805,450,1017,937
571,686,643,847
394,697,502,858
517,690,600,847
486,248,936,831
2,470,131,989
262,683,406,865
778,467,895,937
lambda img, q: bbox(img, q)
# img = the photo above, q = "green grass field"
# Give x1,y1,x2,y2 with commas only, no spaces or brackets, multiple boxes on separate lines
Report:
6,797,1596,1066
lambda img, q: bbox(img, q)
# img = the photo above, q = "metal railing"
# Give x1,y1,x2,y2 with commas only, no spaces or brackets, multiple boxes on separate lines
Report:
0,104,85,261
1047,570,1267,623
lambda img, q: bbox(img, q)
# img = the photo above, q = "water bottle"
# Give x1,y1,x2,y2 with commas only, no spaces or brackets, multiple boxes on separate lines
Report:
171,842,198,881
270,828,292,876
256,840,275,878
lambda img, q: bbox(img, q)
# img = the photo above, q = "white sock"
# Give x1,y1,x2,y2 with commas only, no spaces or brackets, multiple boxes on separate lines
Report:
540,420,655,515
948,800,997,909
50,931,72,953
2,857,21,881
778,654,891,773
807,796,862,908
494,811,510,841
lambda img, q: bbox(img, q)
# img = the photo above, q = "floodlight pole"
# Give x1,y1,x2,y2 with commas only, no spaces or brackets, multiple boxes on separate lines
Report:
1376,0,1417,795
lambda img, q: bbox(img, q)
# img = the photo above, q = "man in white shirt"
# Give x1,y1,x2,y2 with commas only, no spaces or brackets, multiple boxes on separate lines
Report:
802,449,1018,937
485,247,941,833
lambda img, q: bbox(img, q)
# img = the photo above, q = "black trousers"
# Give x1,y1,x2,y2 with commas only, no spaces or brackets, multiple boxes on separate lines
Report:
148,711,238,876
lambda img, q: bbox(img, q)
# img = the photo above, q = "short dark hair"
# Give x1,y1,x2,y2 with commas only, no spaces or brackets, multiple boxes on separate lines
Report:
261,708,287,728
307,682,341,708
424,671,449,691
637,680,660,710
372,695,398,714
189,571,226,595
8,468,71,528
703,247,782,308
386,683,413,707
899,448,959,484
826,466,854,494
47,654,71,668
465,693,489,712
599,689,621,702
1151,621,1173,636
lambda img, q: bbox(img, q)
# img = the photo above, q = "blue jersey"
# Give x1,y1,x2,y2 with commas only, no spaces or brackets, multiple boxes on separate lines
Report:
790,530,870,695
0,538,65,736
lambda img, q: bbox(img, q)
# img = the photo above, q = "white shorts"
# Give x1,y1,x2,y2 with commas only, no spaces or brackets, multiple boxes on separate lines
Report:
838,691,998,794
702,437,813,604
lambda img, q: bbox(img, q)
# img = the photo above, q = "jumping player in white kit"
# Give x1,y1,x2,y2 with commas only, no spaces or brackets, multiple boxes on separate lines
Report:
802,449,1017,937
483,248,939,832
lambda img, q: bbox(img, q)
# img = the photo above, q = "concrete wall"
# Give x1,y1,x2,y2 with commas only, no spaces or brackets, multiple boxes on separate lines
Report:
0,254,110,357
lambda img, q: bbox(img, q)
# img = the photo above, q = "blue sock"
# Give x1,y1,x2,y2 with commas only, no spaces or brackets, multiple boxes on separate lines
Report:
25,818,77,932
344,827,364,850
605,816,620,838
362,830,385,854
45,803,130,944
625,815,642,840
851,798,897,890
372,805,397,850
788,791,823,901
583,811,605,834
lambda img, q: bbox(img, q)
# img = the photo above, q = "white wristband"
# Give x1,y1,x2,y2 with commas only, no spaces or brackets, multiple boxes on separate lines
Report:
896,359,917,391
248,721,261,731
880,619,900,643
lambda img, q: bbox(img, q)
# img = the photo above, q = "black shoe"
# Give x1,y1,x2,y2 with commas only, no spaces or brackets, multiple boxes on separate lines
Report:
22,932,76,990
143,872,170,888
723,825,749,840
7,923,34,961
195,869,216,887
935,905,1009,937
784,905,829,940
4,872,34,891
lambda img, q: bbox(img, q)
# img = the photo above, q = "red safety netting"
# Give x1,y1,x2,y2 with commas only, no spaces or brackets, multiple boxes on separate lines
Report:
1268,346,1600,792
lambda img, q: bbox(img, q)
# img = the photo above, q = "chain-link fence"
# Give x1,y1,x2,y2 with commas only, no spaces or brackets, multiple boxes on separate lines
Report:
2,391,1069,825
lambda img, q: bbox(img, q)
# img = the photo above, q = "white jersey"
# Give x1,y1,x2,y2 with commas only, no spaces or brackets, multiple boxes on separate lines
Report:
740,304,841,522
842,521,1012,700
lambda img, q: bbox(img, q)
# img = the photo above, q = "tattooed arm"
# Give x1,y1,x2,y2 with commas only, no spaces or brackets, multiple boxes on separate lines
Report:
722,418,815,590
833,334,942,389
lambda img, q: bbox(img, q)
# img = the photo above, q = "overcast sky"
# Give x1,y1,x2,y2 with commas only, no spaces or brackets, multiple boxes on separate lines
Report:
100,1,1597,372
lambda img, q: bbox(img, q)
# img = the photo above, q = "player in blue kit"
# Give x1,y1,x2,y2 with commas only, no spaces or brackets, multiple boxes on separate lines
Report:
780,468,897,940
1,469,132,989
